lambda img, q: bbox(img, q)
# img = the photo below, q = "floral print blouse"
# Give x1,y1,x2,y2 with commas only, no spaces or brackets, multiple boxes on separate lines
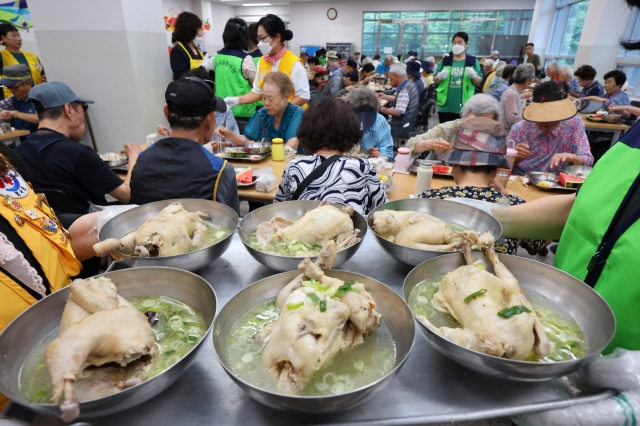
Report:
418,186,546,255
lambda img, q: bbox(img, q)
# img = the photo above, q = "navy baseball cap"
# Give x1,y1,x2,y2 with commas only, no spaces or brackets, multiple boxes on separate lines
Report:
0,64,32,87
406,61,422,79
28,82,94,108
165,76,226,117
353,106,377,131
346,59,359,69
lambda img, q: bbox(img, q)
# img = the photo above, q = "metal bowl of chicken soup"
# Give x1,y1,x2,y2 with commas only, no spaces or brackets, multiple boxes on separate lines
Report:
403,252,615,382
0,267,217,420
97,198,238,271
368,199,503,267
238,200,368,272
212,269,415,413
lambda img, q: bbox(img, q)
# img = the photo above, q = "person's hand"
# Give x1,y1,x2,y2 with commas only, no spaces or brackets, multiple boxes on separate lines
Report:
0,110,13,120
521,90,533,99
122,142,142,160
609,105,624,114
436,69,448,81
224,97,240,109
210,142,220,152
490,177,509,195
550,152,578,168
369,147,380,158
345,85,355,92
515,143,531,160
215,125,230,139
201,55,214,71
465,67,477,79
157,124,170,137
423,138,452,152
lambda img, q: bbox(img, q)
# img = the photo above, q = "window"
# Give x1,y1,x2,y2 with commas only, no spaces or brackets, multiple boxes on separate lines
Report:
362,10,533,59
616,8,640,94
546,0,589,66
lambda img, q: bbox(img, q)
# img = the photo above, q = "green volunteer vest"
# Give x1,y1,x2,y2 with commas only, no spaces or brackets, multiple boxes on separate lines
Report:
555,131,640,353
214,53,255,118
436,55,477,109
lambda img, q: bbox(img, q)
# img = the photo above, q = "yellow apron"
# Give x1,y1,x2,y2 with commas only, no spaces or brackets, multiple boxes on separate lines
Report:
0,49,43,98
257,50,307,109
0,172,81,332
177,41,203,70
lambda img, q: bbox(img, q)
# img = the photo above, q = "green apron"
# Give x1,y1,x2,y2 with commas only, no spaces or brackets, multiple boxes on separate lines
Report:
214,53,255,118
555,126,640,353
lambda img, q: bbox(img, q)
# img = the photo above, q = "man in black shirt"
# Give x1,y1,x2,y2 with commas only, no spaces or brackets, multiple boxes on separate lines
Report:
130,76,240,214
16,82,138,213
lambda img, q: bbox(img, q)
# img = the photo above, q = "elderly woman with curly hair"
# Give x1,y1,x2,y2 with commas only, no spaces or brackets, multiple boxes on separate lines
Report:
274,96,388,215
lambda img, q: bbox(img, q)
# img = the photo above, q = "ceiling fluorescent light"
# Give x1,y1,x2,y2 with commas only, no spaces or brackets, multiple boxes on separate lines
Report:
242,3,271,5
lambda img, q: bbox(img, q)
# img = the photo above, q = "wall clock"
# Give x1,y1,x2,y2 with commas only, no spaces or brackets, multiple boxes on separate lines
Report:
327,8,337,20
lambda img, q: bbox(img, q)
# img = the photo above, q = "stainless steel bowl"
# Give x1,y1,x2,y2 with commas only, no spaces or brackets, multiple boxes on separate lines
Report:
403,253,615,382
368,199,503,267
99,153,127,167
561,165,593,178
0,267,217,419
98,198,238,271
213,269,415,413
238,200,367,272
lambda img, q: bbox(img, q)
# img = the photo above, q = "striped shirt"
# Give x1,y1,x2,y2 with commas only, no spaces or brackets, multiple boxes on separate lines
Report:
274,154,388,215
359,114,394,153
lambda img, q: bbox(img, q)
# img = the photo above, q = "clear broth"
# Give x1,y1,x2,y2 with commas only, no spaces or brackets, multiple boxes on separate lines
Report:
408,274,588,362
19,296,206,403
225,298,396,396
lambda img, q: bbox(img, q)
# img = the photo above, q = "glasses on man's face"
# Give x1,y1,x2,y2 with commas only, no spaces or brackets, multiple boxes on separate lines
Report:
8,81,25,92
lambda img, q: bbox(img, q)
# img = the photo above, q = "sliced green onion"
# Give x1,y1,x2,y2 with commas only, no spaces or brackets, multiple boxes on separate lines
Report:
188,335,199,342
214,230,226,239
287,301,304,310
301,280,312,287
325,287,336,297
464,289,487,303
164,350,176,356
307,293,320,303
319,300,327,312
141,299,156,308
477,264,486,270
497,305,532,319
335,282,361,297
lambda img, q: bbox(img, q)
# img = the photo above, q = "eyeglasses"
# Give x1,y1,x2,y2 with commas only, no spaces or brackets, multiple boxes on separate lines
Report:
257,34,271,43
7,81,25,92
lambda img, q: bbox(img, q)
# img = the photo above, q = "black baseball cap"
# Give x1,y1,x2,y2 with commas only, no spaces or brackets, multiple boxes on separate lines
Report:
165,77,226,117
346,59,358,69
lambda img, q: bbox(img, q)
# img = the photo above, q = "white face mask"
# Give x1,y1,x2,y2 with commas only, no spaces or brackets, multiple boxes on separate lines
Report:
194,36,204,46
257,39,274,56
452,44,465,55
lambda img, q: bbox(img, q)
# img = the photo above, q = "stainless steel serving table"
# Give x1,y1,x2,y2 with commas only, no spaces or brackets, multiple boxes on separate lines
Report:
16,234,613,426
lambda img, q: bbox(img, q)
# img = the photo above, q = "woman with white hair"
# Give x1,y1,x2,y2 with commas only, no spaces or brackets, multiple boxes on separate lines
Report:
406,93,502,160
344,86,393,157
499,63,534,131
559,65,580,95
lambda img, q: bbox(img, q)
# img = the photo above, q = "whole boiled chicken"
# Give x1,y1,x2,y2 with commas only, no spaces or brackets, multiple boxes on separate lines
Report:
417,233,550,360
93,202,209,257
373,210,478,251
46,277,157,422
258,241,381,394
255,200,361,255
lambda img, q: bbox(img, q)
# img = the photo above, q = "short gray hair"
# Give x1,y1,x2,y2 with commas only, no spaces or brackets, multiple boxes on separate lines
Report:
426,56,435,63
547,62,560,73
362,57,373,65
513,63,535,84
461,94,502,122
389,63,406,77
345,86,379,111
385,54,395,62
560,65,574,76
495,64,506,78
484,59,495,69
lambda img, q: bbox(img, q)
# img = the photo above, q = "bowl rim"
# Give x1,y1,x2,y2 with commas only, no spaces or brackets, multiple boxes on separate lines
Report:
2,266,217,408
367,198,504,255
213,269,415,400
237,200,368,260
403,253,616,367
98,198,239,261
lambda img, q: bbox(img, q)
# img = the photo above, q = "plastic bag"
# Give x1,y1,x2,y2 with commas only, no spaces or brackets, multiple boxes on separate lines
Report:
513,349,640,426
146,133,159,145
92,204,139,235
255,166,277,193
284,146,296,159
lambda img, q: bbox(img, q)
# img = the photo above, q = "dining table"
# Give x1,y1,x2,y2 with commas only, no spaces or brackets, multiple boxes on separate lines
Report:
0,129,30,146
578,113,629,146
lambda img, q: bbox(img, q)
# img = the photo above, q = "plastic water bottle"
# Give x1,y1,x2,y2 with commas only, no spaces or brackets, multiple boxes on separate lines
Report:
380,147,388,165
414,163,433,196
386,147,394,163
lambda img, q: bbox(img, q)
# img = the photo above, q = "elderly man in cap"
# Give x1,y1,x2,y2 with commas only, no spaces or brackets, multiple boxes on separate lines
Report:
509,81,593,175
130,76,239,214
15,82,138,213
374,54,395,76
345,86,393,158
325,58,359,97
490,50,500,61
418,116,546,256
378,63,420,138
0,64,38,134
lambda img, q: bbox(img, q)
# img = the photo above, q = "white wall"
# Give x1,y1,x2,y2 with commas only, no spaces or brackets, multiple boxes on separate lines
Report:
288,0,535,56
528,0,555,65
208,2,236,53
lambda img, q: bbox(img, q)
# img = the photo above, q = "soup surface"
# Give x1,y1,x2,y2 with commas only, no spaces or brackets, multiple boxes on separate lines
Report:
226,298,397,396
408,275,588,362
19,296,206,403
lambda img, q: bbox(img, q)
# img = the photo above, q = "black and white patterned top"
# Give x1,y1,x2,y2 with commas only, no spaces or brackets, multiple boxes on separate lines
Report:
274,155,388,215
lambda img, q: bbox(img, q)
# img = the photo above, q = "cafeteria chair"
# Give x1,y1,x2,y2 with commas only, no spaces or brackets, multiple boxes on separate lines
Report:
34,188,78,214
235,118,249,136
